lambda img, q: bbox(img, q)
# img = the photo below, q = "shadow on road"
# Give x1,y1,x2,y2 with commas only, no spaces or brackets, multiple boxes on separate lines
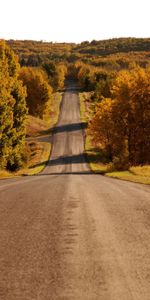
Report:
48,154,87,166
35,171,93,176
29,152,106,175
30,153,88,170
45,122,87,135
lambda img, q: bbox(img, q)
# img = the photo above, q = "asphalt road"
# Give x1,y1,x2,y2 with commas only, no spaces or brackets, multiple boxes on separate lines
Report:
0,85,150,300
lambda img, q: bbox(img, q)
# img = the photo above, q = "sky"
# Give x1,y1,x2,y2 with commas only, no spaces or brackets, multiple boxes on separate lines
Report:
0,0,150,43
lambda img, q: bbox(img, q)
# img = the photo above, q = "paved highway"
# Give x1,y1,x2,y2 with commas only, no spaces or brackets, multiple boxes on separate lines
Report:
0,85,150,299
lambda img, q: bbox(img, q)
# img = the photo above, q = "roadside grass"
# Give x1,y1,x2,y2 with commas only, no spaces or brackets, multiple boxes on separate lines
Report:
84,135,110,174
0,141,51,179
80,93,88,122
79,92,150,185
42,92,62,133
107,166,150,185
26,115,48,137
26,92,62,137
0,92,62,179
19,141,51,176
0,170,14,179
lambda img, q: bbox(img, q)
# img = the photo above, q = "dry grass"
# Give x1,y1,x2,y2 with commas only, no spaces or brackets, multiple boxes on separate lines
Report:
26,92,62,137
0,170,14,179
26,115,48,137
43,92,62,129
20,141,51,175
80,93,88,122
107,166,150,185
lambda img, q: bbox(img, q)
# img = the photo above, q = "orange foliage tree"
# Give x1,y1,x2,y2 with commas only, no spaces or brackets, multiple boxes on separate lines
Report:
19,67,52,118
89,66,150,168
0,41,27,170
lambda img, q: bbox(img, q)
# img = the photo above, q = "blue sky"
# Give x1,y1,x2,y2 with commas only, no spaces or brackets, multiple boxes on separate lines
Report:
1,0,150,42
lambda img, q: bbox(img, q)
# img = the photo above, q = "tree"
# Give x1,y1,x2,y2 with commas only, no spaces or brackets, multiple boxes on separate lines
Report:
89,66,150,169
0,49,14,168
53,64,67,90
43,61,67,91
19,67,52,118
111,67,150,165
8,80,27,170
0,41,27,170
89,98,115,159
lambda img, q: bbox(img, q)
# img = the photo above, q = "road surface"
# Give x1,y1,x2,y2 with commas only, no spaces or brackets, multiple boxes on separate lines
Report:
0,84,150,300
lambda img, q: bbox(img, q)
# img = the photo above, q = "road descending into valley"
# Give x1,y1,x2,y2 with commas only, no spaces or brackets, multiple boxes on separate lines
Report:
0,84,150,300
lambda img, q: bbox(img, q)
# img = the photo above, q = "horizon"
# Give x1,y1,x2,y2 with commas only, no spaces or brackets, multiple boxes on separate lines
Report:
1,0,150,43
3,36,150,45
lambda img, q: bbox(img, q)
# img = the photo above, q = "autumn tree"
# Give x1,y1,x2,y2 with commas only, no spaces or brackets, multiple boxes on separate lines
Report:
43,61,67,91
0,41,27,170
19,67,52,118
89,98,115,159
111,67,150,165
77,64,93,90
53,64,67,90
89,66,150,169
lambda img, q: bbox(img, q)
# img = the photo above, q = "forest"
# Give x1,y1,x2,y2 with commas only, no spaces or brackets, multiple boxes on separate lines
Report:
0,38,150,173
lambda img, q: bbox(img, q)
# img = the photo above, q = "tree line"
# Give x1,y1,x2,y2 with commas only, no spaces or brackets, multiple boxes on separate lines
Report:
7,38,150,68
1,38,150,172
0,41,67,171
74,62,150,168
90,66,150,168
0,41,27,170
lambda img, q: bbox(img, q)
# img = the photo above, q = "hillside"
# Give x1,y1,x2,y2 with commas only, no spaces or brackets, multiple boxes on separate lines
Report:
7,38,150,68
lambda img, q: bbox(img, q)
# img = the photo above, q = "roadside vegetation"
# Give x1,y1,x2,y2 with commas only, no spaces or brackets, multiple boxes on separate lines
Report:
0,91,62,178
0,37,150,182
0,41,27,172
0,40,63,178
79,89,150,185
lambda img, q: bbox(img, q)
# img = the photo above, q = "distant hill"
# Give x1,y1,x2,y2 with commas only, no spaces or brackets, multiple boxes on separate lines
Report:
6,38,150,69
74,38,150,56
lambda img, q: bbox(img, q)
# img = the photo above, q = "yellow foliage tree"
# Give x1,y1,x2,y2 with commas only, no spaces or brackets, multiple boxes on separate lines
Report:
89,98,115,159
0,41,27,170
90,66,150,168
19,67,52,118
112,67,150,165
